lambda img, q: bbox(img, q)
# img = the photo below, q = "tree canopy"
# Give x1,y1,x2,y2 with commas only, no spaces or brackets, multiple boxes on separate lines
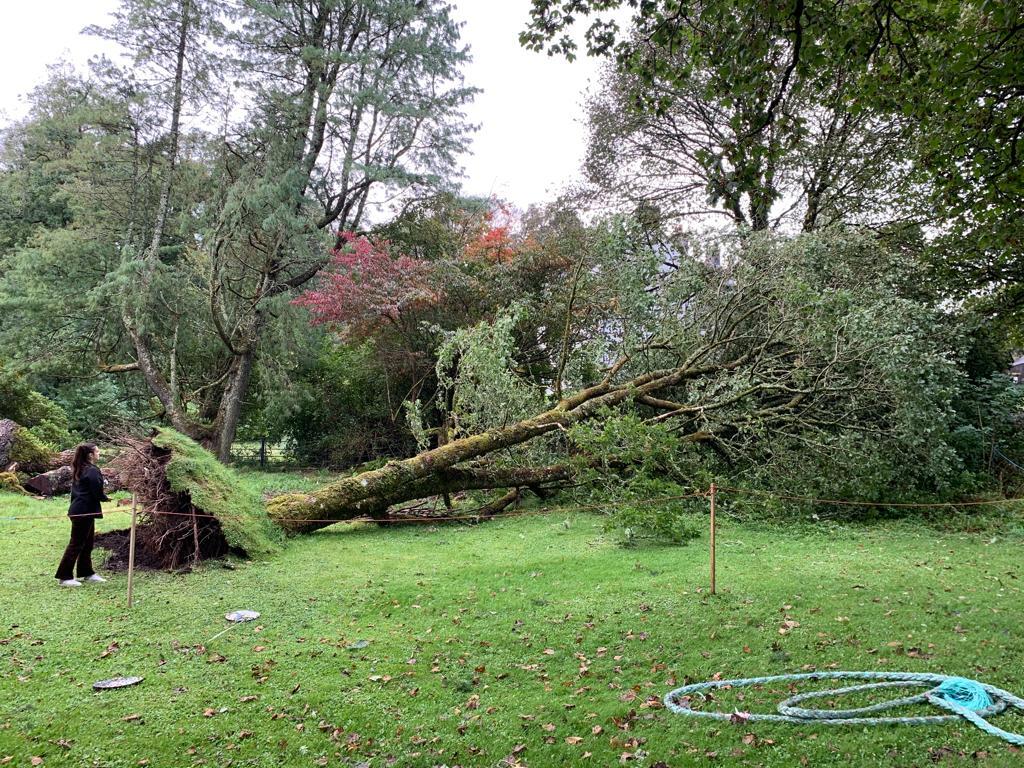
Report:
1,0,1021,535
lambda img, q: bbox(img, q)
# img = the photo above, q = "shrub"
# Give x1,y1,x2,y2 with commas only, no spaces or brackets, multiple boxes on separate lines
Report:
0,363,71,448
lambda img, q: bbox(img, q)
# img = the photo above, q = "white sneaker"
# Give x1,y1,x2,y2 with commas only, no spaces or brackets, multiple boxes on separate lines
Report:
84,574,107,583
59,579,83,587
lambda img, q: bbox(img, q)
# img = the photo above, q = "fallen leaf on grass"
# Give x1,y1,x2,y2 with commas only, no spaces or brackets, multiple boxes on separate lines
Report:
99,642,120,659
122,714,142,722
239,695,258,703
31,759,43,767
778,620,800,635
565,736,584,745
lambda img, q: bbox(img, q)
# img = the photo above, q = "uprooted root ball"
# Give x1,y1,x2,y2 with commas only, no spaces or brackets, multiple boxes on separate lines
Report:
95,429,281,571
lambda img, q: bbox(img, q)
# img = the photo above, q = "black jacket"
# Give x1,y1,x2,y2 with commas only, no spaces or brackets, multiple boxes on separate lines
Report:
68,464,109,519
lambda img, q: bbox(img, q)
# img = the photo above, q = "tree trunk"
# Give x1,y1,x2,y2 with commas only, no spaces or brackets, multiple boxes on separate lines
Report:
212,346,258,462
0,419,17,471
23,465,125,497
269,463,573,534
266,353,741,533
120,0,200,440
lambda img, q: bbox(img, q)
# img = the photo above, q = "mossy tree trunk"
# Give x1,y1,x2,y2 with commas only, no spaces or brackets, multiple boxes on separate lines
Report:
266,351,749,533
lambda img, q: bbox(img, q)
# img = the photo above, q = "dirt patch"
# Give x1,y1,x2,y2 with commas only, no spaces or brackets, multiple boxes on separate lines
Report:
95,529,162,571
96,528,231,571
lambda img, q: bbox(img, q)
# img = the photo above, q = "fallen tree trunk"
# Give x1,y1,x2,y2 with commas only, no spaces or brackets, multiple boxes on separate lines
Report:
270,462,574,533
265,353,739,533
23,465,74,496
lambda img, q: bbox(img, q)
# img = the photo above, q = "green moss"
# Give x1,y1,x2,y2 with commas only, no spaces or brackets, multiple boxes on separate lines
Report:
0,471,27,494
151,428,283,558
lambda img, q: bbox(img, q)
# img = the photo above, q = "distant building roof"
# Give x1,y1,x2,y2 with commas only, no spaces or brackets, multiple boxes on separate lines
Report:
1013,356,1024,368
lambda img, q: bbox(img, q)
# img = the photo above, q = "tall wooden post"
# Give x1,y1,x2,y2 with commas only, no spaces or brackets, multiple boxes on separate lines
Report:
709,482,717,595
127,493,137,608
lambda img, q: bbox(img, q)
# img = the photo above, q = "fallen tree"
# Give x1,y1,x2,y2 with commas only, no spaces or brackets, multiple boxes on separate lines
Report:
23,462,126,497
104,229,980,564
0,419,53,475
267,229,949,532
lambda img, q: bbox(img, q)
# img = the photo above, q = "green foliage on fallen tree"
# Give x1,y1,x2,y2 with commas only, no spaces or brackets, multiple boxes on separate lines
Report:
0,471,29,495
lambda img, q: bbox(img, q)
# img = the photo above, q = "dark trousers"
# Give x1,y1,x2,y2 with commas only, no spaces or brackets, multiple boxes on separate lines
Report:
55,516,96,580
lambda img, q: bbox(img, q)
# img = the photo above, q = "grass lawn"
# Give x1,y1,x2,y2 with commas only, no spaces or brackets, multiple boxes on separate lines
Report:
1,481,1022,768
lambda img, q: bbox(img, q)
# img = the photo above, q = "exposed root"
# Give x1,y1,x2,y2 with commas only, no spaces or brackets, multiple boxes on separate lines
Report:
111,433,233,570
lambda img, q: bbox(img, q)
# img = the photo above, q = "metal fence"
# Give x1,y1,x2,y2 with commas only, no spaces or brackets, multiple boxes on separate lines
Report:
229,438,296,469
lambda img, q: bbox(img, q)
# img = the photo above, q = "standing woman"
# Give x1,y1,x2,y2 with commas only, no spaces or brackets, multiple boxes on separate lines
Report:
55,443,109,586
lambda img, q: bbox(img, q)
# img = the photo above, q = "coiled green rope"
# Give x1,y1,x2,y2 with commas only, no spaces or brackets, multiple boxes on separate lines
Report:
664,671,1024,745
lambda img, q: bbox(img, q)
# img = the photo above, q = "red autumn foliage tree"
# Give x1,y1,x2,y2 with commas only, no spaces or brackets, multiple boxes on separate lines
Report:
462,203,525,264
292,232,441,341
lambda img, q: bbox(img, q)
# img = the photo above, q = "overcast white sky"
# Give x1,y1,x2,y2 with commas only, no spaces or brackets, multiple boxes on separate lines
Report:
0,1,607,209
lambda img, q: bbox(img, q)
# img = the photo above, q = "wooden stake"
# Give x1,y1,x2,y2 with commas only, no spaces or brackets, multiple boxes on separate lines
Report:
127,492,137,609
709,482,717,595
192,509,201,566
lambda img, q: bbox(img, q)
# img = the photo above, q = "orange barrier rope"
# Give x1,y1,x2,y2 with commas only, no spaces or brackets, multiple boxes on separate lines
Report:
716,485,1024,509
2,486,1019,527
106,490,712,526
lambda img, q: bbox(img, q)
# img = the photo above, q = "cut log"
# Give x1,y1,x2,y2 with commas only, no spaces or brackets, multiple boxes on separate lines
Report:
23,464,125,497
23,466,73,496
48,449,77,470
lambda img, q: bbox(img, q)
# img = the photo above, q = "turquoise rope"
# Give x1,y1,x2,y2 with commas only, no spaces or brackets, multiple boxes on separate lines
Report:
664,671,1024,745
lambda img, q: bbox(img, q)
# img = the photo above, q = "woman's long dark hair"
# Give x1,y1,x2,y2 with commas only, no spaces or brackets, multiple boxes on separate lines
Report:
71,443,97,483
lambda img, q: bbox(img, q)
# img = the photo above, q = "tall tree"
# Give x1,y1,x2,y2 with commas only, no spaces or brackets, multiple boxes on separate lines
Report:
583,50,910,231
0,0,476,459
522,0,1024,328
